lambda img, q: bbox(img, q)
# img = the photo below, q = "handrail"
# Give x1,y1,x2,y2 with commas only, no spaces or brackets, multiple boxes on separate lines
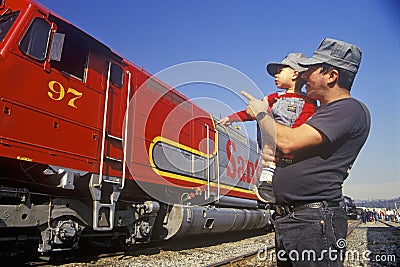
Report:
96,61,111,187
205,123,210,200
216,130,220,201
120,70,131,190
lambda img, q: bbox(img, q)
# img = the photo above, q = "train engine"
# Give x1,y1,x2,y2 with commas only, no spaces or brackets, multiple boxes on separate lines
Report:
0,0,270,254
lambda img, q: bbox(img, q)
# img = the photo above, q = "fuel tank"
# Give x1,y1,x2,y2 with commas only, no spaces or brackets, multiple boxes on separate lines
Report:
163,204,270,239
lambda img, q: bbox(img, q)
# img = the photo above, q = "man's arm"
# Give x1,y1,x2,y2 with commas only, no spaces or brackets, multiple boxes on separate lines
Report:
272,122,325,154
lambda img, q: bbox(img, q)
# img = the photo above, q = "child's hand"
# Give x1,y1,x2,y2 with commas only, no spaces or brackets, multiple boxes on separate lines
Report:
216,116,232,126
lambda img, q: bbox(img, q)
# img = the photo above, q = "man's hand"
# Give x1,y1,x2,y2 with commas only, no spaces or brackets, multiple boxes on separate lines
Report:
261,145,275,167
241,91,269,117
242,90,277,167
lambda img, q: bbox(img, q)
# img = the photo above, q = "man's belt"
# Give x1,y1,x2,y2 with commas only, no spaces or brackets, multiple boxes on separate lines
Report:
275,201,340,216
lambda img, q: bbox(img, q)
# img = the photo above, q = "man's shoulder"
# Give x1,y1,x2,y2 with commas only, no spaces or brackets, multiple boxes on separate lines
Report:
323,98,369,117
309,97,370,138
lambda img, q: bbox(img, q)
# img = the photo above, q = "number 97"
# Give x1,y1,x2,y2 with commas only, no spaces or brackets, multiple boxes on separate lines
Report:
47,81,83,108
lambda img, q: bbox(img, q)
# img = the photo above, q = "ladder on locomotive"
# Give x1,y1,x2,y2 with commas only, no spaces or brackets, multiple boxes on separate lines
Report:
89,63,131,231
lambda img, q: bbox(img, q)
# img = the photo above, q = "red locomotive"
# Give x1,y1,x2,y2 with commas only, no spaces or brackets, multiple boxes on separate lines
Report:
0,0,270,254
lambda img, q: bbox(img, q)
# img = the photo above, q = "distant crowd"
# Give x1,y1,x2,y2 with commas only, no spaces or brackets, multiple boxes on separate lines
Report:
360,208,400,223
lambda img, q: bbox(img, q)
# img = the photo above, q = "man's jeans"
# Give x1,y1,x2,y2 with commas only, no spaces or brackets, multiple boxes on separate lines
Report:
274,204,348,267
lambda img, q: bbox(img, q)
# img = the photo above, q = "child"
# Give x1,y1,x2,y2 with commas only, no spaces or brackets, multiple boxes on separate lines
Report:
217,53,316,202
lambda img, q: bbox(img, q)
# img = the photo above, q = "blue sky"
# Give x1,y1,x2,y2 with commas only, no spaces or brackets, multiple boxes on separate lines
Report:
36,0,399,200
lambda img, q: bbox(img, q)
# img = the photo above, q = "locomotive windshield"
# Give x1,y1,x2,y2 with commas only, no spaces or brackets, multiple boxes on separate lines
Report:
0,10,19,42
19,18,51,61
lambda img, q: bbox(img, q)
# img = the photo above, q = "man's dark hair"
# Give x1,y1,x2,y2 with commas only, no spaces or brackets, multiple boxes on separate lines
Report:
320,63,356,91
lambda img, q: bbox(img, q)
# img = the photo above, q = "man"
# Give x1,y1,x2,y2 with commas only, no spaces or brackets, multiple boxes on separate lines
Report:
243,38,370,266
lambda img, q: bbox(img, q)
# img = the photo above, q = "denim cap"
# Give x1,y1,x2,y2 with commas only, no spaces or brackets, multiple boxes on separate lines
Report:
298,38,362,74
266,53,308,77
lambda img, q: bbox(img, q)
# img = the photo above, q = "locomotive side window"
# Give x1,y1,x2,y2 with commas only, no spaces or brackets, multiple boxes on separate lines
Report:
110,63,123,88
0,11,20,42
46,14,91,81
19,18,51,61
50,31,89,81
152,141,215,180
153,142,193,177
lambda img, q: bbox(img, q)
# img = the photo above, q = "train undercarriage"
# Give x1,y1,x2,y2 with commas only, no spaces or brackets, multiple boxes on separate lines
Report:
0,166,271,256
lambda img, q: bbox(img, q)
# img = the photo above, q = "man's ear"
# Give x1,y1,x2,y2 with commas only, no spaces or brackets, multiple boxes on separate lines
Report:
327,69,339,84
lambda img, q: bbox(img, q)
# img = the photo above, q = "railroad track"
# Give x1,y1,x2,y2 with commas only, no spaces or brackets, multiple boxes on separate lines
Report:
2,229,272,266
347,219,399,266
378,220,400,229
347,219,362,236
5,219,397,267
205,220,362,267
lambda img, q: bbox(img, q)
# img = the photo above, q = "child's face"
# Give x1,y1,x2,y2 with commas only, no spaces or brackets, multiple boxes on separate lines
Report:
274,66,296,89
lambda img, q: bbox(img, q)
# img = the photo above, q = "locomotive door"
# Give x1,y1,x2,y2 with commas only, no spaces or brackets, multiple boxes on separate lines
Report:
99,61,129,182
90,61,131,231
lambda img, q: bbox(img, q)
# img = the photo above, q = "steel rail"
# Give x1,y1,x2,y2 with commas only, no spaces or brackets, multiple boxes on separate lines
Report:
205,220,362,267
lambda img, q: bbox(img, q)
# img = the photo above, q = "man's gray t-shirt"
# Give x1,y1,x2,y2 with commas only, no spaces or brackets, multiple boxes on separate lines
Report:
273,98,371,206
